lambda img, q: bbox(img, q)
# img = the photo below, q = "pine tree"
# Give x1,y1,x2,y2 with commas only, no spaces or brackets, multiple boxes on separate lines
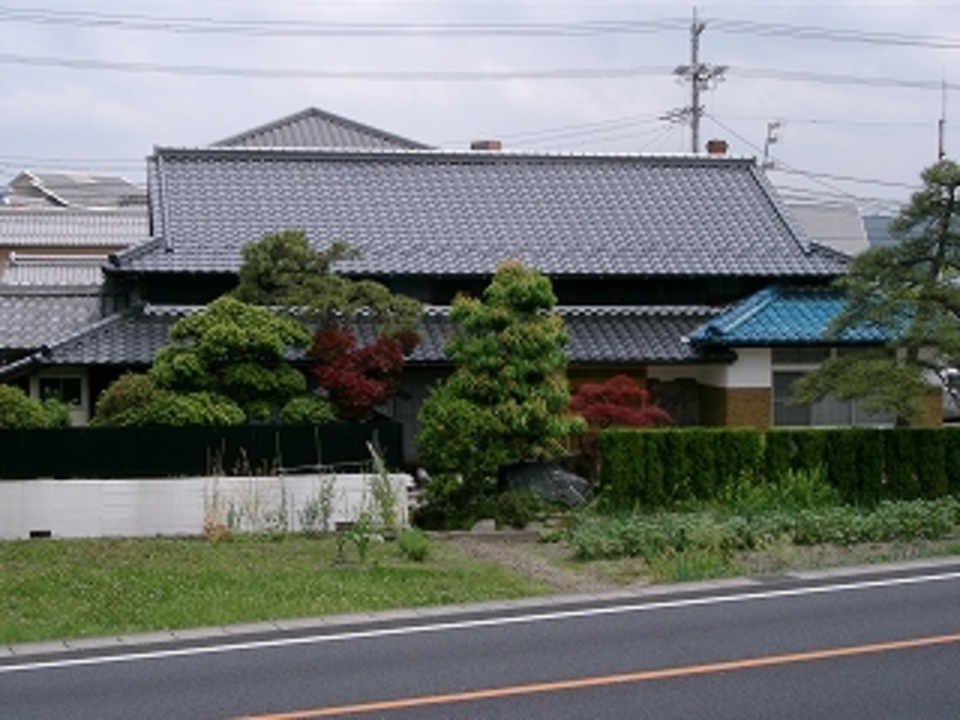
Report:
417,260,584,482
794,159,960,421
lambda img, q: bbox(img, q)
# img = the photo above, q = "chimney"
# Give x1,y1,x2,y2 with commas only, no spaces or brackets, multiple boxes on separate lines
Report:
470,139,502,151
706,139,728,157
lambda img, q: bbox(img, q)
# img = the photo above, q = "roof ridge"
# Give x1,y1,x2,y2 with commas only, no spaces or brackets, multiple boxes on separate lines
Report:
153,145,759,167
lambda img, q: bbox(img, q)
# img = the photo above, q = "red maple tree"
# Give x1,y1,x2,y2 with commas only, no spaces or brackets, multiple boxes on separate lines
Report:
570,374,673,429
569,374,672,481
307,326,420,421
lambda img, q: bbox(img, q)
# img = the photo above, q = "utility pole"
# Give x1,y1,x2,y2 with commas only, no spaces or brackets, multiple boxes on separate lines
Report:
674,7,726,154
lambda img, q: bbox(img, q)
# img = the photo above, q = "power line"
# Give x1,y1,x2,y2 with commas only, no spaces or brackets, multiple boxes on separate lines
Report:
731,67,960,92
711,19,960,51
0,53,673,80
1,5,957,52
0,6,688,38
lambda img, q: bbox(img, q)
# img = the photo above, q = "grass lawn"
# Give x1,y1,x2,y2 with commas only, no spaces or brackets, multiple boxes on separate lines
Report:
0,534,552,645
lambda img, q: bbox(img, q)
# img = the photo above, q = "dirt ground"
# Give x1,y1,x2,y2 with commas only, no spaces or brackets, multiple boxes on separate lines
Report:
440,530,960,593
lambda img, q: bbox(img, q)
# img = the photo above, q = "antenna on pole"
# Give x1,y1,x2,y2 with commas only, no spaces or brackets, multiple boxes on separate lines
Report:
673,7,726,155
938,78,947,160
762,121,782,170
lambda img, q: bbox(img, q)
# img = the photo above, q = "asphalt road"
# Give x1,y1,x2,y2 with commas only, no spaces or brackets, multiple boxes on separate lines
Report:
3,560,959,719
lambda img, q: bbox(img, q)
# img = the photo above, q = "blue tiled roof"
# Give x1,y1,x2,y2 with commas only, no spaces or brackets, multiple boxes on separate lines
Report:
690,285,891,347
0,303,724,378
110,148,848,279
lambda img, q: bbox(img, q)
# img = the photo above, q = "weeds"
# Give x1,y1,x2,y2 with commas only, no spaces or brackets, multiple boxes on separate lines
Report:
569,497,960,561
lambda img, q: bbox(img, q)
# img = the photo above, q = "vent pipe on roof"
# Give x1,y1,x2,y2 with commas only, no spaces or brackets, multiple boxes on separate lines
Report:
706,139,728,157
470,140,502,151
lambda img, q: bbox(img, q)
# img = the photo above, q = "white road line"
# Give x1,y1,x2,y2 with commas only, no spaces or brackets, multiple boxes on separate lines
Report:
2,569,959,675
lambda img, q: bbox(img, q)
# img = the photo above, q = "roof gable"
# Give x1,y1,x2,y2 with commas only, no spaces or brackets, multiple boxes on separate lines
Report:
114,148,848,280
212,107,429,150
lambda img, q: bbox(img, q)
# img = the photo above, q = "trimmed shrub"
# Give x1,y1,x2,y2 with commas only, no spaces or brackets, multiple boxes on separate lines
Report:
0,385,50,428
280,395,339,425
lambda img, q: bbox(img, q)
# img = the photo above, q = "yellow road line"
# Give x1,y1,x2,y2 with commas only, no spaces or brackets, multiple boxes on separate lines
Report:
242,632,960,719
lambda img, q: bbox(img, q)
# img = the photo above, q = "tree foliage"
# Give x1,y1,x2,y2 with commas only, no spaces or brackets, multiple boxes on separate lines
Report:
793,159,960,421
93,298,311,425
149,296,310,421
232,229,422,333
417,260,585,483
233,229,423,421
92,372,246,426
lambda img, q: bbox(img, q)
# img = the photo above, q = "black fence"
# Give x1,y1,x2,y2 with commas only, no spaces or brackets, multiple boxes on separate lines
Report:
0,422,402,480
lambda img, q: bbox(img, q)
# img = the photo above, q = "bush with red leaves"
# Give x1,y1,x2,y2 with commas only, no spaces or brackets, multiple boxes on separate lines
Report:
568,374,671,481
570,374,673,429
307,326,419,421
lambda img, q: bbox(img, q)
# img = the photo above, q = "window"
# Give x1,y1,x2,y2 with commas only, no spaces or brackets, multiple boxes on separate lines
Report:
772,347,894,427
39,377,82,407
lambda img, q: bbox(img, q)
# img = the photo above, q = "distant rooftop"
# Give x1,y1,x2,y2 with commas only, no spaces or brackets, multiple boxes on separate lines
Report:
212,107,430,150
0,207,148,248
786,202,869,256
5,171,147,209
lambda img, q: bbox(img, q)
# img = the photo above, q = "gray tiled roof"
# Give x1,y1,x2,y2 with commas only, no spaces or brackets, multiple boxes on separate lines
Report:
0,288,102,351
113,148,848,279
212,108,429,150
6,171,147,209
0,207,148,248
1,303,722,376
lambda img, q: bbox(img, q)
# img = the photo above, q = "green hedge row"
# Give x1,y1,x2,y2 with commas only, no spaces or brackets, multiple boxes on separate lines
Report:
598,427,960,509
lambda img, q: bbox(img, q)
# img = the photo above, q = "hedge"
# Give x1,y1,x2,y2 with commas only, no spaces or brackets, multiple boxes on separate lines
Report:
598,426,960,510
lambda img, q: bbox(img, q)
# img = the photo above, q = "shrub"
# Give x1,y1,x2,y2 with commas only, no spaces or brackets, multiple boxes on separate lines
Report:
0,384,51,428
397,528,430,562
93,372,158,425
280,395,339,425
40,398,71,428
494,488,541,529
105,390,245,426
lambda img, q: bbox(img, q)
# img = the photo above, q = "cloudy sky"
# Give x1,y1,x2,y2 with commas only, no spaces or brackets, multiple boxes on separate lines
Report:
0,1,956,214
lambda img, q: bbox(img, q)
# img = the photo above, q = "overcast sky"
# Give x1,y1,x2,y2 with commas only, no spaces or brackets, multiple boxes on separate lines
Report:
0,1,956,214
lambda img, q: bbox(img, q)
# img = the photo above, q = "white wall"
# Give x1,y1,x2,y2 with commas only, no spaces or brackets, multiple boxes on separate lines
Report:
0,473,412,540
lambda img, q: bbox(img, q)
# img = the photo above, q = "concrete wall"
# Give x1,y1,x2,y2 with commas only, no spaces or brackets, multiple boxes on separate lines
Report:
0,473,412,540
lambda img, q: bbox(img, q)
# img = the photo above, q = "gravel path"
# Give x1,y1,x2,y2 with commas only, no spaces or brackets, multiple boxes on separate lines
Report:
444,533,630,594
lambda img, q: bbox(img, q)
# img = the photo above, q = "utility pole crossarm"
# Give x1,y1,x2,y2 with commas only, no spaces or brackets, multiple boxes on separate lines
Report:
673,7,726,155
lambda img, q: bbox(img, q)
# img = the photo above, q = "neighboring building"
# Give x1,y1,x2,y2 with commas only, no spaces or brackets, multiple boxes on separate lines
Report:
212,107,430,150
786,202,870,256
0,174,149,420
5,171,147,209
863,215,898,248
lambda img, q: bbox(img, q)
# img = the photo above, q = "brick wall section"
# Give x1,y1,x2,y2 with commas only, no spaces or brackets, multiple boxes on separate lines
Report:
911,390,943,427
700,386,771,428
